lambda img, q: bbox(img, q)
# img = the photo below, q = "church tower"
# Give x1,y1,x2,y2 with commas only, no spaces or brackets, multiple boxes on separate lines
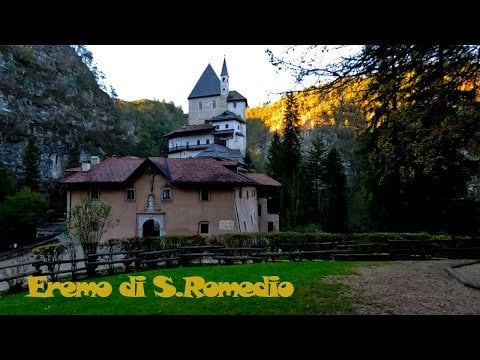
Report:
220,58,229,97
167,58,248,158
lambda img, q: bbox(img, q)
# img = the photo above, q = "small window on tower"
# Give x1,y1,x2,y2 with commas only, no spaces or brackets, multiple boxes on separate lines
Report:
213,100,216,109
197,140,200,145
199,101,202,110
234,102,237,108
225,124,229,129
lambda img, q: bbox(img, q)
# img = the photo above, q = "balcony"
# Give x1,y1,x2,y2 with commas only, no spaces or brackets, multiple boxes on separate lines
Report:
168,144,209,153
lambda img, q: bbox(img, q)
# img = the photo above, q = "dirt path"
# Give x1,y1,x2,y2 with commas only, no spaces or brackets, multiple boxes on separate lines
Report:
326,260,480,315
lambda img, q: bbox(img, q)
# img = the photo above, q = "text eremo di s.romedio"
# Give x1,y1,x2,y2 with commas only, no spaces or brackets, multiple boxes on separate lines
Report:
26,275,294,298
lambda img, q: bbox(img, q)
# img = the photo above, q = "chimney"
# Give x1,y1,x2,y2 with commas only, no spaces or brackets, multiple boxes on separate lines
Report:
79,150,91,172
90,155,100,166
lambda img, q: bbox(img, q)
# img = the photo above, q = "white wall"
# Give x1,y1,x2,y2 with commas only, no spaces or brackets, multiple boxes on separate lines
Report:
188,95,227,125
168,149,205,158
233,186,259,232
211,119,246,156
227,101,246,120
211,120,241,132
168,134,214,150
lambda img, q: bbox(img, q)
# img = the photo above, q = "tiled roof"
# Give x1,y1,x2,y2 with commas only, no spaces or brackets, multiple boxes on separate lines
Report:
62,156,257,186
244,173,282,187
164,124,214,138
151,157,253,184
188,64,221,99
227,90,248,105
61,157,144,184
195,144,245,164
208,110,246,124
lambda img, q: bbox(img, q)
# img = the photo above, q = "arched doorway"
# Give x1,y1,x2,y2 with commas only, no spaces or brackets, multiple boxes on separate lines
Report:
142,219,160,238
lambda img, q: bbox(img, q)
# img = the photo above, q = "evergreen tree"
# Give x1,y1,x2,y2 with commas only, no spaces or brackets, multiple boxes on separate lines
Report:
67,146,81,168
280,92,303,229
282,92,302,176
322,147,347,232
303,133,327,225
23,137,41,191
244,151,255,172
268,45,480,232
0,163,14,202
265,131,283,180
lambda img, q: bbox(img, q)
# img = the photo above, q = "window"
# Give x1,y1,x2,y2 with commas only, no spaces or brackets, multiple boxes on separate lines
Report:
239,188,242,198
243,221,247,231
222,77,225,82
200,189,210,201
215,125,219,130
213,100,216,109
186,141,189,149
238,125,240,130
250,215,253,225
258,204,262,217
90,186,99,200
199,222,209,234
247,190,249,199
162,188,172,200
125,188,135,201
268,222,274,232
199,101,202,110
222,88,225,92
197,140,200,145
225,124,229,129
206,139,210,145
233,102,237,108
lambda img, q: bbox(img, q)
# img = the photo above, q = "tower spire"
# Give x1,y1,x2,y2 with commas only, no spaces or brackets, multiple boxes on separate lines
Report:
220,57,229,96
221,57,228,77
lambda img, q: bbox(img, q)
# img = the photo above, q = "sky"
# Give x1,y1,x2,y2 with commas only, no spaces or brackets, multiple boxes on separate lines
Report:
87,45,359,111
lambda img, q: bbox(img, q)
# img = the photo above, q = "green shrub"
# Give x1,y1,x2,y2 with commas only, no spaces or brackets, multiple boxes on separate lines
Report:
144,235,206,250
16,46,36,66
120,237,144,252
219,233,270,247
32,243,65,280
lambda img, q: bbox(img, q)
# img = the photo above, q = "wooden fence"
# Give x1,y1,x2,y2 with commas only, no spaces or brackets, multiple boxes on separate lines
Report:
1,238,479,292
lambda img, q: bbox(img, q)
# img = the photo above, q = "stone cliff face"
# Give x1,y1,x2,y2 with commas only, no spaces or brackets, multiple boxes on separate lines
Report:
0,45,127,182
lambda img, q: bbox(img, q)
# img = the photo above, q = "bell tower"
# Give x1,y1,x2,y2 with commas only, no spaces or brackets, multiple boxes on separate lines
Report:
220,57,229,97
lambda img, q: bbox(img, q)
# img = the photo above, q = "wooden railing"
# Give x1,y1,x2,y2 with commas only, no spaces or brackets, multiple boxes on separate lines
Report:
1,238,479,292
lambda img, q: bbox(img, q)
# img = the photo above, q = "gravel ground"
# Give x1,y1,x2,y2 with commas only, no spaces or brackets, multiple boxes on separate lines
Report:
325,260,480,315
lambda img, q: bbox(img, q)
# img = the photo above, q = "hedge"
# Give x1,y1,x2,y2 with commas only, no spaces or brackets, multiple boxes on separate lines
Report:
102,232,469,253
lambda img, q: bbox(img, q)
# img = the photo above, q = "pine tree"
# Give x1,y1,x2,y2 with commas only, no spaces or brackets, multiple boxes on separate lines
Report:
282,92,302,176
0,163,14,201
322,147,347,232
303,133,327,225
265,131,283,180
280,92,303,229
23,137,41,191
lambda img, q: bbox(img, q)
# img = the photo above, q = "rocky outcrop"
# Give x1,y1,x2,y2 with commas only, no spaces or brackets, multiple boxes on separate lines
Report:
0,45,128,182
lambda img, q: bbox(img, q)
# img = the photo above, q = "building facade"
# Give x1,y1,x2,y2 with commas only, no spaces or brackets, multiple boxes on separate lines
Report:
167,59,248,158
62,156,280,241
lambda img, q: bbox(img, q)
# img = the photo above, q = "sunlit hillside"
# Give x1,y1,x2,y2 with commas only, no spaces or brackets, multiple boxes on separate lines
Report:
246,78,371,133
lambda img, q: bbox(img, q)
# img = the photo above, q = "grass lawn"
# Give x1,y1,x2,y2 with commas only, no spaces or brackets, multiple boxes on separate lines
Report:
0,261,377,315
